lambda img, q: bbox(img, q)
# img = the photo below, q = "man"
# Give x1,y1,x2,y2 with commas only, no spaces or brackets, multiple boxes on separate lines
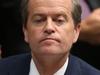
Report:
0,0,100,75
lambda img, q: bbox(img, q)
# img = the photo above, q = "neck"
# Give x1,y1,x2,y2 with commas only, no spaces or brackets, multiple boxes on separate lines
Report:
32,53,69,75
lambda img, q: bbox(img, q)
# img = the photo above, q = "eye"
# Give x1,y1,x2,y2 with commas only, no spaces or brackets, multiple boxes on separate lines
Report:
53,16,67,25
57,17,65,23
32,15,46,24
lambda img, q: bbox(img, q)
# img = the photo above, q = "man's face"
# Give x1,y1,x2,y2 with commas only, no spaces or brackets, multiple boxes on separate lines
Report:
23,0,80,55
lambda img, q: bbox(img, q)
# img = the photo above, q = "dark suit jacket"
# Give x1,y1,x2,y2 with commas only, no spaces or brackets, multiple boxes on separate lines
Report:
0,53,100,75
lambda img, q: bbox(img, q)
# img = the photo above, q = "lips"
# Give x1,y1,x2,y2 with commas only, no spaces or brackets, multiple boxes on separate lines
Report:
40,37,60,43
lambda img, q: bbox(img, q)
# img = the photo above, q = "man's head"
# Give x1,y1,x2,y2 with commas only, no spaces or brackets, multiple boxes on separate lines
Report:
22,0,81,56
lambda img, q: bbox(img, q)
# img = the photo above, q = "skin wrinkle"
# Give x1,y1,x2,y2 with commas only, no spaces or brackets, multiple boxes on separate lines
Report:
28,0,73,20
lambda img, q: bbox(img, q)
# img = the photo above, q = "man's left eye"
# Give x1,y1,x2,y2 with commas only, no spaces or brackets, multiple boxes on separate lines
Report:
54,16,66,25
57,19,65,23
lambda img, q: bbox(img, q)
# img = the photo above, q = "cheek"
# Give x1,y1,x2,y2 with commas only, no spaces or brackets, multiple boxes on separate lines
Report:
26,29,42,51
25,27,42,45
60,31,75,53
60,27,75,47
62,33,74,46
62,25,75,40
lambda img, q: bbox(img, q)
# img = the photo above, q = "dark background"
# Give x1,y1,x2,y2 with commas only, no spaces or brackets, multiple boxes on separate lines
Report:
0,0,30,57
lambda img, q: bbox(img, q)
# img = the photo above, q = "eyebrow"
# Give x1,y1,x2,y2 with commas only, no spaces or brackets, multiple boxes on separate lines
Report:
32,13,44,17
54,14,68,20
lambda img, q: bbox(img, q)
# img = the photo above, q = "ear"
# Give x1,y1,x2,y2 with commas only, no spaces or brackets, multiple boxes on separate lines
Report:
23,26,29,43
73,24,80,43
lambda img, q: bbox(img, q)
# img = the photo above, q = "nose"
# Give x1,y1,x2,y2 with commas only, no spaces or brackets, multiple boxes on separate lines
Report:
43,17,55,34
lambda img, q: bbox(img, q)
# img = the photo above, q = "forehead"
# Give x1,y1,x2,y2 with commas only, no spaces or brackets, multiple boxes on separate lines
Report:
28,0,73,13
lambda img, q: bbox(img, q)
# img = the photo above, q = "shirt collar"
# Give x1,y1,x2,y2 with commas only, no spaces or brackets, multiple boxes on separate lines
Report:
29,57,69,75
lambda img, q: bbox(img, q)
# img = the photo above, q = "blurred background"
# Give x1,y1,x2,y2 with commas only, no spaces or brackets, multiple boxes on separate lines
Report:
0,0,30,58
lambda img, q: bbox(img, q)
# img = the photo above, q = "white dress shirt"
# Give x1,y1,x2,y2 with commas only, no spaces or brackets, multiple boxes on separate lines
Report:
29,57,69,75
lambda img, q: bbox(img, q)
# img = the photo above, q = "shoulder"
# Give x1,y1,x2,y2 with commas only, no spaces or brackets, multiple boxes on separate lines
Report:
0,53,31,71
0,53,31,63
70,55,100,75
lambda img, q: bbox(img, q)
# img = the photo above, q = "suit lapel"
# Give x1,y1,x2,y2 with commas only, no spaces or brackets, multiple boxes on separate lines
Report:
64,55,82,75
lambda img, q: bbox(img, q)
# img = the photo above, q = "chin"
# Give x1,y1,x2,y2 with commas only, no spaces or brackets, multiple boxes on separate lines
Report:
39,46,63,55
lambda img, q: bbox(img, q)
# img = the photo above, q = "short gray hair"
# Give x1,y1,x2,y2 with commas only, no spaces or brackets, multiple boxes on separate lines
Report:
72,0,82,25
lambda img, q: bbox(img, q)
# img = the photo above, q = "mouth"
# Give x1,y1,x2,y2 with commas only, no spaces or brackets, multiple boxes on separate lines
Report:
40,38,60,43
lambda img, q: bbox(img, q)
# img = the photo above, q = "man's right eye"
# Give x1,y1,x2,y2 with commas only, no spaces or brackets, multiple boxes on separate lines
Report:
32,16,46,24
33,19,44,23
